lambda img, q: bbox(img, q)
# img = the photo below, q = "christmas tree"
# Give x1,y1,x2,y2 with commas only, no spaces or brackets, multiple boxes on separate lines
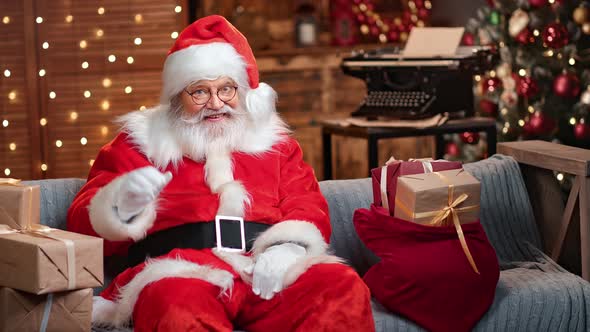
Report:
446,0,590,161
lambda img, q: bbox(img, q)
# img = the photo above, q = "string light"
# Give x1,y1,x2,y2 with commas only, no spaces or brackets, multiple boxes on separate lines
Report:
171,31,179,39
518,119,525,127
134,37,142,45
84,90,91,98
533,29,540,36
102,78,112,87
3,69,10,77
80,40,87,49
474,75,481,82
41,164,47,171
40,118,47,126
89,159,95,166
125,86,133,94
139,105,146,110
9,143,16,151
135,14,143,23
70,112,78,120
2,120,8,127
108,54,116,62
424,1,432,9
4,169,10,176
548,0,555,4
489,70,496,77
81,61,89,69
42,42,49,49
98,7,105,15
38,69,46,77
556,173,564,181
569,58,576,65
101,100,110,110
65,15,73,23
55,140,63,147
570,117,576,125
49,91,56,99
101,126,109,136
8,91,16,100
546,50,554,57
174,6,182,13
528,106,535,113
502,127,509,134
80,137,88,145
127,56,134,64
518,69,526,76
501,108,508,115
96,29,104,37
2,16,10,24
36,17,43,24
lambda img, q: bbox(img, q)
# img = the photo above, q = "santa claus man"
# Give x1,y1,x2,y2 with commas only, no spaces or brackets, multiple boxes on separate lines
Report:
67,15,374,331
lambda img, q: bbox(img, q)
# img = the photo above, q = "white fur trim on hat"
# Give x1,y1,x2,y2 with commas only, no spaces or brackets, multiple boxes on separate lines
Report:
92,257,234,328
160,42,249,104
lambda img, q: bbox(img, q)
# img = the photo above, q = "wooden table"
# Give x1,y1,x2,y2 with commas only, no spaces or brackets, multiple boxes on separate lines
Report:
321,117,497,180
498,140,590,281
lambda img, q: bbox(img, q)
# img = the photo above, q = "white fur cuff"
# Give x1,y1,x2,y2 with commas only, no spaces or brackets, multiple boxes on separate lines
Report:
88,175,157,242
251,220,328,257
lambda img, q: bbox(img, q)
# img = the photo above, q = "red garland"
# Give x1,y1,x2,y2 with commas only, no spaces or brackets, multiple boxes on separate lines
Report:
351,0,433,43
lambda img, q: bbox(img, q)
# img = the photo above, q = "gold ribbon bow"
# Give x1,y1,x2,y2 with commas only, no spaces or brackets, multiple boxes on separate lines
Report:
0,178,22,186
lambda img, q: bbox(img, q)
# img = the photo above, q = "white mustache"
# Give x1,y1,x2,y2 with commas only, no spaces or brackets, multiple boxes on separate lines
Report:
180,105,236,124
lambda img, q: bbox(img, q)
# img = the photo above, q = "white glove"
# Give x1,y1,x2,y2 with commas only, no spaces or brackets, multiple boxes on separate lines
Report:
114,166,172,221
246,243,306,300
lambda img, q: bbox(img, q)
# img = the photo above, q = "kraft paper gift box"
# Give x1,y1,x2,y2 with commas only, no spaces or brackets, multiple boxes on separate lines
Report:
371,159,462,216
0,287,92,332
0,229,103,294
0,179,40,230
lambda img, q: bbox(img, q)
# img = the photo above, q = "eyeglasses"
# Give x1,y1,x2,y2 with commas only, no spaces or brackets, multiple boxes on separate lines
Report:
184,85,238,105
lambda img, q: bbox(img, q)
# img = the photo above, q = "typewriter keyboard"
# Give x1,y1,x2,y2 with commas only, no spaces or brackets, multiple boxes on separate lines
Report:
364,91,431,108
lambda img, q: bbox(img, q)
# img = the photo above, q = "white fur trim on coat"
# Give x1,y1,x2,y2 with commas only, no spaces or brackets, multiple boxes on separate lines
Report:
92,258,234,328
160,42,249,104
88,175,157,242
251,220,329,257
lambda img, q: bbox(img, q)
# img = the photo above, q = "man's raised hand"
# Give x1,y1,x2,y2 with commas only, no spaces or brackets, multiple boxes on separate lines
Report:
115,166,172,222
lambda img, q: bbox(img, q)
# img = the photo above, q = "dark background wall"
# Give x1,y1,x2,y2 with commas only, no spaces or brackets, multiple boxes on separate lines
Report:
430,0,487,27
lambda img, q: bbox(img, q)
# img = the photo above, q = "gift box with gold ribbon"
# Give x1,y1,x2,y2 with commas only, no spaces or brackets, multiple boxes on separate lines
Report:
0,178,40,229
394,169,481,273
0,287,92,332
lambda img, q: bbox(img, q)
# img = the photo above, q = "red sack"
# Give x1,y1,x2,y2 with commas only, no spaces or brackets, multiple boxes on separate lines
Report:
371,160,462,216
353,205,499,332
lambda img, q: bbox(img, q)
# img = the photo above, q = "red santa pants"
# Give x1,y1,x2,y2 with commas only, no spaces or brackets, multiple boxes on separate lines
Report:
130,260,375,332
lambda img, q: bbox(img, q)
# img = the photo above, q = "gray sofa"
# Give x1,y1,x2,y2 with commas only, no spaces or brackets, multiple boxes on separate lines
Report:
23,154,590,331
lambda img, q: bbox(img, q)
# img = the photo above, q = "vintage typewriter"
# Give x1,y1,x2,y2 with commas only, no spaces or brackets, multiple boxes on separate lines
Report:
341,46,497,120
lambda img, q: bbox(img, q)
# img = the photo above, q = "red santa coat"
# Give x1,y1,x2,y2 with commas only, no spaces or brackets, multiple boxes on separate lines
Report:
66,106,340,327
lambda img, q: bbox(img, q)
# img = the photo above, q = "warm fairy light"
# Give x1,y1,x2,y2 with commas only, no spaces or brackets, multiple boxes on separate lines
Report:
98,7,105,15
127,56,134,64
2,16,10,24
36,17,43,24
518,69,526,76
40,118,47,126
55,140,63,147
101,100,110,110
80,40,87,49
139,105,147,110
474,75,481,82
556,173,564,181
42,42,49,49
546,50,554,57
489,70,496,77
548,0,555,4
570,117,577,125
70,112,78,120
84,90,91,98
501,108,508,116
38,69,46,77
3,69,10,77
8,91,16,100
81,61,89,69
171,31,179,39
379,33,387,43
425,1,432,9
518,119,525,127
125,86,133,94
89,159,95,166
9,143,16,151
533,29,540,36
4,169,10,176
65,15,73,23
49,91,56,99
557,53,563,59
41,164,48,171
102,78,112,88
96,29,104,37
135,14,143,23
80,137,88,145
2,120,8,127
134,37,142,45
101,126,109,136
174,6,182,13
569,58,576,65
502,127,509,134
528,106,535,113
108,54,116,62
504,122,510,128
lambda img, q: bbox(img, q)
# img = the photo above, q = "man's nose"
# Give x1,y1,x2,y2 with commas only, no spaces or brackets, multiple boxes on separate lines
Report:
206,93,224,110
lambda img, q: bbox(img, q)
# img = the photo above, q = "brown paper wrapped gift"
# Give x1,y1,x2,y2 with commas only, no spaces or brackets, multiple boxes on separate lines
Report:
394,169,481,273
0,178,40,230
0,287,91,332
0,228,103,294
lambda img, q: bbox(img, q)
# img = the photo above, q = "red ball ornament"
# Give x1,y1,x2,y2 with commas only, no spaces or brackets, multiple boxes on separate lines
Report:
523,112,557,136
387,29,400,42
462,32,475,46
482,77,502,93
445,142,460,157
417,8,430,19
553,72,581,98
478,99,499,117
516,76,539,98
574,122,590,140
515,28,534,45
485,0,495,7
460,132,480,145
356,13,367,23
529,0,547,7
414,0,425,8
542,22,569,48
369,25,380,36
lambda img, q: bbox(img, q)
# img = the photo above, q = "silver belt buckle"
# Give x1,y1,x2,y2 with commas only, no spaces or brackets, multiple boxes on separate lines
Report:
215,215,246,253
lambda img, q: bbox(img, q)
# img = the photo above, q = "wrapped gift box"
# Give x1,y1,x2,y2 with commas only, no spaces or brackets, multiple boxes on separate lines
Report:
371,159,462,216
0,287,92,332
0,229,103,294
0,180,40,229
394,168,481,225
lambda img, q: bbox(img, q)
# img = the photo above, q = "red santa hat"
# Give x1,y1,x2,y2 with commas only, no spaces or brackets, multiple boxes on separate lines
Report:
160,15,275,118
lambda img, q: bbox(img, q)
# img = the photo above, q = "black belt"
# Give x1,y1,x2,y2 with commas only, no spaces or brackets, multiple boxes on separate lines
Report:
127,221,270,268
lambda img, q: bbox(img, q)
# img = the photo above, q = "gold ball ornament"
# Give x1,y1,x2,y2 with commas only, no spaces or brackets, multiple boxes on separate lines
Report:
360,24,369,35
582,22,590,35
573,6,589,25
